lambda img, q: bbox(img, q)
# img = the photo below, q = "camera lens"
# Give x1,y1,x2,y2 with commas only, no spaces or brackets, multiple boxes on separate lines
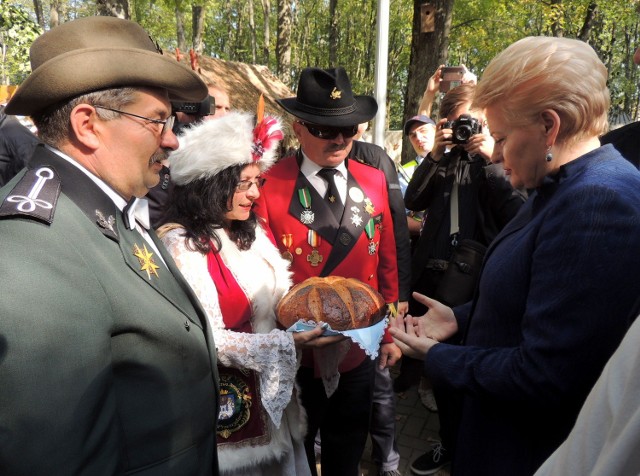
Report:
454,125,473,142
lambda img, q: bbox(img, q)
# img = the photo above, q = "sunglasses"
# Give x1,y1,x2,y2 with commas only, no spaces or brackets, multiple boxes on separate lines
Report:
298,121,359,140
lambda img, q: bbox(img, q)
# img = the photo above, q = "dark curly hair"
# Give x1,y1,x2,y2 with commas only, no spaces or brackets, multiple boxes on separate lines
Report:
162,164,257,254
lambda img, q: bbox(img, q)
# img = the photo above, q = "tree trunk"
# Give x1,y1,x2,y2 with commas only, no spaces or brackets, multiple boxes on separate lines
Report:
248,0,258,63
328,0,339,66
49,0,62,27
276,0,292,81
578,2,598,42
192,4,205,55
550,0,563,37
32,0,45,29
174,1,187,52
260,0,271,65
224,0,233,57
401,0,454,164
96,0,129,19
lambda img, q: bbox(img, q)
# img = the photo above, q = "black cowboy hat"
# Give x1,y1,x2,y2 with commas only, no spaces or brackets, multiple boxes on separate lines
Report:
276,67,378,127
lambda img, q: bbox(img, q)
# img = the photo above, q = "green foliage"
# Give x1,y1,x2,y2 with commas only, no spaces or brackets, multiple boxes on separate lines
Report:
0,3,42,84
5,0,640,123
448,0,640,121
133,0,181,50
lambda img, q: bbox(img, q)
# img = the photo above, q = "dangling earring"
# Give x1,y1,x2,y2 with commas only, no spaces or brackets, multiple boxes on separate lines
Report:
545,146,553,162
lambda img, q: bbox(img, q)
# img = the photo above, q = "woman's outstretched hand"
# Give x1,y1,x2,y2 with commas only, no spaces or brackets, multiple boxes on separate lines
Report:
389,292,458,359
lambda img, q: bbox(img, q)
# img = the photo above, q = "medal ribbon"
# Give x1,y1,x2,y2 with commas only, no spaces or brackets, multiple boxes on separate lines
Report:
281,233,293,249
298,187,311,209
307,229,321,247
364,218,375,240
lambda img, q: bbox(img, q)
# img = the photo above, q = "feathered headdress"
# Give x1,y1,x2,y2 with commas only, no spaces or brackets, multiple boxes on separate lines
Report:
169,106,283,186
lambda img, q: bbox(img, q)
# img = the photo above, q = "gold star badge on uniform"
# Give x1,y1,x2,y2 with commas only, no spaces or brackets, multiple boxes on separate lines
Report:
133,243,160,279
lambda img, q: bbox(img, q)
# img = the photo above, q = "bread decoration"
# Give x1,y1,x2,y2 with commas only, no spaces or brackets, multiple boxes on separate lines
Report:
277,276,386,331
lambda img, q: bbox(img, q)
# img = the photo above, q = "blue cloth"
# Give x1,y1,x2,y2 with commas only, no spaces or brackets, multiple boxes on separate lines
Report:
288,317,388,359
426,145,640,476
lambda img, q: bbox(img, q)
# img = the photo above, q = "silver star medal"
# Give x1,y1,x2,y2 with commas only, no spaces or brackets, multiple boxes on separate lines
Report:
351,212,363,227
368,240,378,255
300,209,315,225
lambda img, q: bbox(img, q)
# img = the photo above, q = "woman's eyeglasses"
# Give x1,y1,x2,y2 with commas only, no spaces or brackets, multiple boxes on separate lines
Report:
298,121,359,140
236,177,266,191
94,105,175,138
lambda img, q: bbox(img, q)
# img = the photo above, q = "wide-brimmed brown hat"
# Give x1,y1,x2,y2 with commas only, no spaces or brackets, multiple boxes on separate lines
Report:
5,16,207,116
276,67,377,127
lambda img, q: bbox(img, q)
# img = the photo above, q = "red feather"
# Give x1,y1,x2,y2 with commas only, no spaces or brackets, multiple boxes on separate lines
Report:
252,117,284,162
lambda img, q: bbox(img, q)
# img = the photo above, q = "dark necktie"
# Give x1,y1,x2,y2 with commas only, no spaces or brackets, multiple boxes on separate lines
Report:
318,168,344,221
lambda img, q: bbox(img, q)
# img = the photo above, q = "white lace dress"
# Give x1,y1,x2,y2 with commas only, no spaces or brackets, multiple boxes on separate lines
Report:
161,225,310,476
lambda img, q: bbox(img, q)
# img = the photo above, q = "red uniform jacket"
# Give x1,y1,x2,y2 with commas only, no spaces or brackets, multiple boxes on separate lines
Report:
254,153,398,372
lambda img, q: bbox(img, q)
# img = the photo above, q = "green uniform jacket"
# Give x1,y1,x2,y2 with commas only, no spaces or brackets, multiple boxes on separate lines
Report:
0,145,220,475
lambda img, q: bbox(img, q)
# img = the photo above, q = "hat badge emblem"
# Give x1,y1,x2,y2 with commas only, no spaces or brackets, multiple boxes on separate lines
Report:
330,87,342,100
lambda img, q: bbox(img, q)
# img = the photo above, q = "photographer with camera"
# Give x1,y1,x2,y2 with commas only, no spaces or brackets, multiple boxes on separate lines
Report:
403,83,525,475
172,94,214,134
145,94,214,227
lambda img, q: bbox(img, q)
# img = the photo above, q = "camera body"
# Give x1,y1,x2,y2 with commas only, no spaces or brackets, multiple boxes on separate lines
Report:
171,95,212,116
171,95,214,135
443,114,482,144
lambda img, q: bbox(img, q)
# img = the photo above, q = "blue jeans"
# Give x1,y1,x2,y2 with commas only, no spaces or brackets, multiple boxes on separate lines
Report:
371,359,401,471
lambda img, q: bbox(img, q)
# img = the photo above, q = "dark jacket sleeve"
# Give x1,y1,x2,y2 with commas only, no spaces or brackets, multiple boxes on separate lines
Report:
351,141,412,301
0,108,40,187
404,152,451,212
600,122,640,169
477,163,527,243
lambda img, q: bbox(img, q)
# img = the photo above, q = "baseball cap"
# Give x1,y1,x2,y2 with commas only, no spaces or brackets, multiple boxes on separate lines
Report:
403,115,436,136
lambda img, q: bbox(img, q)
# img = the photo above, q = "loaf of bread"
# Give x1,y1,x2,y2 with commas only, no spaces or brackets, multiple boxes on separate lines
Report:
277,276,386,331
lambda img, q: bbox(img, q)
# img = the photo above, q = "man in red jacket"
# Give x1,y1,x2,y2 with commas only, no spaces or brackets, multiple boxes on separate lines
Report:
254,67,402,476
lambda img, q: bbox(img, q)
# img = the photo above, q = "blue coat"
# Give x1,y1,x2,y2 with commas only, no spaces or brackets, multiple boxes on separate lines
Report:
426,145,640,476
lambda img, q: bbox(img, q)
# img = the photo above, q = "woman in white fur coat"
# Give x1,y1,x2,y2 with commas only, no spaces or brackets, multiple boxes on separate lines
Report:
158,111,329,475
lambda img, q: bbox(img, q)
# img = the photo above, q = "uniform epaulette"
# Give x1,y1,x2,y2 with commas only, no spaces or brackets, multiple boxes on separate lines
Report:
0,166,61,224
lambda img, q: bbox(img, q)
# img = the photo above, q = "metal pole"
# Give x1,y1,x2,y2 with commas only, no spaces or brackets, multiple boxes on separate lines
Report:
372,0,390,148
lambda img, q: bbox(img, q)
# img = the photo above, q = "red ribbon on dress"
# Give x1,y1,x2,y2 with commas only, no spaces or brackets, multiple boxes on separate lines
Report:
206,245,252,332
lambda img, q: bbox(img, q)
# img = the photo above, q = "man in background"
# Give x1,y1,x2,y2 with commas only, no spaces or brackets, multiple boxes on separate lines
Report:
0,105,40,186
208,83,232,117
148,79,232,226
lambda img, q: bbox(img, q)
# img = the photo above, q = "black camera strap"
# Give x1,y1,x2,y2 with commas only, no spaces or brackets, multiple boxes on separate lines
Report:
450,157,468,246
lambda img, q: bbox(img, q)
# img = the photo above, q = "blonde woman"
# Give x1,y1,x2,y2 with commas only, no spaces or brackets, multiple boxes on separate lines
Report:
391,37,640,476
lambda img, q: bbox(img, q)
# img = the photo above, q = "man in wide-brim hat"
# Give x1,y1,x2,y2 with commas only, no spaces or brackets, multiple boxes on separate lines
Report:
0,16,220,475
254,66,408,476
